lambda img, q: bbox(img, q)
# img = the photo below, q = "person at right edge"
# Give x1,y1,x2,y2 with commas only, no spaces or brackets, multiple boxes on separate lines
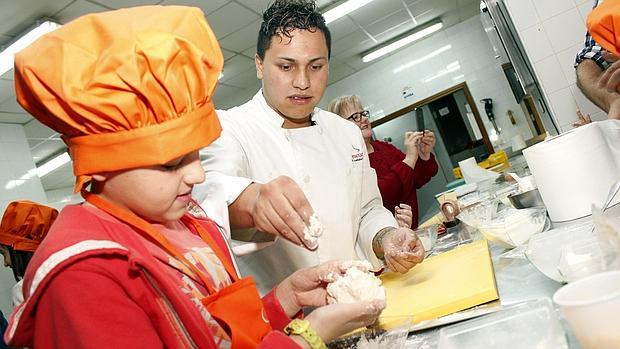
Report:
575,0,620,124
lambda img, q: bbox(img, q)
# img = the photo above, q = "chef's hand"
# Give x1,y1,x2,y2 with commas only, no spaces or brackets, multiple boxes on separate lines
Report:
402,131,423,168
233,176,317,250
276,261,353,317
418,130,436,160
301,299,386,345
374,228,425,273
395,204,413,229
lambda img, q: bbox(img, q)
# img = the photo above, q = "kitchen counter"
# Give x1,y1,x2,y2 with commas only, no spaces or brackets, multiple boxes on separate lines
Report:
404,192,620,348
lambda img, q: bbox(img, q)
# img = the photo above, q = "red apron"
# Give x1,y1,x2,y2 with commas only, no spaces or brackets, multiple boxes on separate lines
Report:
84,192,272,348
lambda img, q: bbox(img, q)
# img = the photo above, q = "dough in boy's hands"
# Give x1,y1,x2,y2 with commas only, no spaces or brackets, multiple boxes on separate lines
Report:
326,260,386,304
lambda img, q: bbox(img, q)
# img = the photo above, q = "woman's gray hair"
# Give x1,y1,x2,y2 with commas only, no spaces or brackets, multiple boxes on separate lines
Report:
327,95,363,117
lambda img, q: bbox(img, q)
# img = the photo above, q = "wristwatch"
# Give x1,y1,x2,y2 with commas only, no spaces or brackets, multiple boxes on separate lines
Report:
284,319,327,349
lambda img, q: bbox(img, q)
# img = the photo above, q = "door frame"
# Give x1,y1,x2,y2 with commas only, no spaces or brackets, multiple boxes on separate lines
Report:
371,82,494,155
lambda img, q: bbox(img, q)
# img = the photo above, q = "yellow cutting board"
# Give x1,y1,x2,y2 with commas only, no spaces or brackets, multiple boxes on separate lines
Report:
379,240,498,326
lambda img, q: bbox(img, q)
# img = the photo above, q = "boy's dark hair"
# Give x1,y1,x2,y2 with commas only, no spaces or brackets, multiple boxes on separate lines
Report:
257,0,331,60
4,245,33,281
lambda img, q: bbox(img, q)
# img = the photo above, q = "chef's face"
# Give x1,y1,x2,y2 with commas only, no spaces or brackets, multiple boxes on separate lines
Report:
256,28,329,128
340,102,373,141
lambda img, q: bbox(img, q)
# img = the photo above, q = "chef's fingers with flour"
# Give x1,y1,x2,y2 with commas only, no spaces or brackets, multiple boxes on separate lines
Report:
381,228,425,273
237,175,319,250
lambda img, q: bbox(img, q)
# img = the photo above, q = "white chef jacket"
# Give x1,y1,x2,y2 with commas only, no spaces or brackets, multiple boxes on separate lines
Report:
12,280,23,307
194,90,397,294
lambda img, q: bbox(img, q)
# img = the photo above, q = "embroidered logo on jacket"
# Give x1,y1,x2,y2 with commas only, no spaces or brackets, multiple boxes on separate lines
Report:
352,145,364,162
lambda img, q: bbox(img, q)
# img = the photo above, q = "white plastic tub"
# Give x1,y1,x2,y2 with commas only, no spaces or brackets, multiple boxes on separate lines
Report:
553,271,620,349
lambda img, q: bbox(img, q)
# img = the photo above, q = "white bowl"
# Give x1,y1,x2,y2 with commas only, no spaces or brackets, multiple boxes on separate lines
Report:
477,207,547,248
525,221,596,282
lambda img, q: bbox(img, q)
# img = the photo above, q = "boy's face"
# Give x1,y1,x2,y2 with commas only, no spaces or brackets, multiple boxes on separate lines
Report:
96,151,205,223
256,28,329,127
0,245,12,268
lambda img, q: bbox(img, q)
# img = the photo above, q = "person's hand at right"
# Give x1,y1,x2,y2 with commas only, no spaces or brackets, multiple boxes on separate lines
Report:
235,176,317,250
598,52,620,120
403,131,423,168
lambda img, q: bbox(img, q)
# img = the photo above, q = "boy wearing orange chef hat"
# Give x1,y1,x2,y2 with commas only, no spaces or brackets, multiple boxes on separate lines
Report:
0,201,57,281
0,200,58,304
4,6,384,349
0,201,57,349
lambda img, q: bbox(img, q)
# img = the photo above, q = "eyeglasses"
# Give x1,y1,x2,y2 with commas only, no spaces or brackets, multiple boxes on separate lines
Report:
347,110,370,122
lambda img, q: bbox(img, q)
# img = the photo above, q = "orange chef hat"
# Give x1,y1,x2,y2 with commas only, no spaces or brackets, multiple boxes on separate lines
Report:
14,6,224,192
587,0,620,56
0,201,58,252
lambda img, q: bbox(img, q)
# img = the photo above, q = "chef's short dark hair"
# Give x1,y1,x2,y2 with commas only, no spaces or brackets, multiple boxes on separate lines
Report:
256,0,331,60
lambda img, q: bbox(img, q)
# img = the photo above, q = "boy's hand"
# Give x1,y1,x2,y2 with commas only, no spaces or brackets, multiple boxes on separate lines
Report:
276,261,355,317
304,299,385,344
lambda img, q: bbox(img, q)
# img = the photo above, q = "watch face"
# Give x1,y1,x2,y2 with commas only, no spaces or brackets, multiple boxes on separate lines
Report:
286,319,311,335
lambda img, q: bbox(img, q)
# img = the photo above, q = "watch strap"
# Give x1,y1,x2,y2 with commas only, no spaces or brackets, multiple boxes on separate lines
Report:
284,319,327,349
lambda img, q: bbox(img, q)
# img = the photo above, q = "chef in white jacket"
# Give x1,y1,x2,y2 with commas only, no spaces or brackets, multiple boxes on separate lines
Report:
195,0,424,294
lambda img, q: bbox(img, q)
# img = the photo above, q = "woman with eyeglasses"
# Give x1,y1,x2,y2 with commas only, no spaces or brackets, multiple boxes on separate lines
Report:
328,95,439,229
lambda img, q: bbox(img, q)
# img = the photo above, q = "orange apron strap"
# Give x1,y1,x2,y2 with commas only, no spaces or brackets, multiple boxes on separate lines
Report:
181,215,239,282
83,191,221,294
202,276,272,349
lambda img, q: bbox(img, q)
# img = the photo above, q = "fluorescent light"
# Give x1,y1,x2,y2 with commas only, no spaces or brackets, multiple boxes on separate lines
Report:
362,21,443,63
392,44,452,73
3,151,70,190
35,152,71,177
323,0,376,24
0,20,61,76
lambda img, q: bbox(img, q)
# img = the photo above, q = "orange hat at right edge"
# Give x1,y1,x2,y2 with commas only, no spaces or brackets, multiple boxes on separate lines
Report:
587,0,620,56
14,6,224,193
0,201,58,252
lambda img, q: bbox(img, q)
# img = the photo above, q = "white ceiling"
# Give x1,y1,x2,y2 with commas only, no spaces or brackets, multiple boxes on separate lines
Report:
0,0,479,191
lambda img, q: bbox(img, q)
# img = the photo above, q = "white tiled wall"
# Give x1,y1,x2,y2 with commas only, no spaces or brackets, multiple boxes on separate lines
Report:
0,123,48,316
46,187,83,210
504,0,607,132
322,15,533,151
